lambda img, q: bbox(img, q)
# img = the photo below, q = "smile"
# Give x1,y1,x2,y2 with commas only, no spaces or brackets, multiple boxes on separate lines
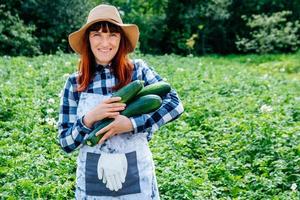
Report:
98,48,112,52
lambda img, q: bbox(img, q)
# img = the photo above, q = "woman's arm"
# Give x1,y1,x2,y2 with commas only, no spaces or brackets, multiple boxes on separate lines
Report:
129,60,184,140
57,76,91,153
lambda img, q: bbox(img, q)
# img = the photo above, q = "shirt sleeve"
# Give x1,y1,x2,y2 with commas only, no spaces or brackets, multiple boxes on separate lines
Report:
129,60,184,141
57,76,91,153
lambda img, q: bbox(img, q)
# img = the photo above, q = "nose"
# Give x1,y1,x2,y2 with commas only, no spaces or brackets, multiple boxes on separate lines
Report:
99,35,110,47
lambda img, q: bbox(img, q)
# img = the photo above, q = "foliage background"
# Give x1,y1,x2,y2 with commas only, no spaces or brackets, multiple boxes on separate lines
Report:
0,52,299,199
0,0,300,199
0,0,300,56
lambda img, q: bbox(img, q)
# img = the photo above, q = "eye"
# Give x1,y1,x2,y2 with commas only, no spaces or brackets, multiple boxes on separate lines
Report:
90,32,100,37
110,33,118,37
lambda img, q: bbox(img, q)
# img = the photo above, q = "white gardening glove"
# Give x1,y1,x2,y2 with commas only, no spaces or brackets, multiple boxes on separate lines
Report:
97,153,128,191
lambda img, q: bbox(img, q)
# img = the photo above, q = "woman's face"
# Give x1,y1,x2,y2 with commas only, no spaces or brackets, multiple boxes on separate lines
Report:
89,29,121,65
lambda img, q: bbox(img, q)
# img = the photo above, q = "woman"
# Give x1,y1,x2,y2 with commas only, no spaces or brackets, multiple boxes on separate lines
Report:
58,4,184,199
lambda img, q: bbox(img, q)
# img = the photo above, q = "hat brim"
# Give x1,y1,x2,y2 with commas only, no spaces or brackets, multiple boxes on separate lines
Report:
68,19,139,54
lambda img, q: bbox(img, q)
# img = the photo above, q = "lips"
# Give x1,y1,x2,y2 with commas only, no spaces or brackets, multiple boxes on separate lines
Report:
97,48,112,52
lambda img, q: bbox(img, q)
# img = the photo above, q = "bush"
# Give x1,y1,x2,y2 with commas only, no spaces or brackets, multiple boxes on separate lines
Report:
236,11,300,53
1,1,300,56
0,0,95,56
0,4,40,56
104,0,168,55
20,0,95,54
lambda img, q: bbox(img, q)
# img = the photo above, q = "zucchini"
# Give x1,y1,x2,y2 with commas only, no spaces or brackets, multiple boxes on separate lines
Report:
136,81,171,98
85,94,162,146
84,80,143,146
112,80,144,103
85,119,113,146
121,94,162,116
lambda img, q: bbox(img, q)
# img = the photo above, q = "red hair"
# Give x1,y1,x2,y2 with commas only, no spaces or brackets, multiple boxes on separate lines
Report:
76,22,133,92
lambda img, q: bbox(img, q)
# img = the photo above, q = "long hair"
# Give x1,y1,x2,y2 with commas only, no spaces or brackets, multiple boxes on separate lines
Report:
77,22,133,92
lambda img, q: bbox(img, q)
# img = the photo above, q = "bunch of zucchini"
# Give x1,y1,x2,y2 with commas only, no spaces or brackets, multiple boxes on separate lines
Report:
84,80,171,146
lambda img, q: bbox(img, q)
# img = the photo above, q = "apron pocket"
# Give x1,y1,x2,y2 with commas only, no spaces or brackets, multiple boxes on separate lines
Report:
85,151,141,196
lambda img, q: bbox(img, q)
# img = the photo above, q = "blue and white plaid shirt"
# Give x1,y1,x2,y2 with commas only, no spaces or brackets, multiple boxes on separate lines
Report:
58,59,184,153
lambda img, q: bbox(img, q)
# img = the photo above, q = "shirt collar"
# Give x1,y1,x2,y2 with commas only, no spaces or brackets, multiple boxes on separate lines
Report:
95,63,111,72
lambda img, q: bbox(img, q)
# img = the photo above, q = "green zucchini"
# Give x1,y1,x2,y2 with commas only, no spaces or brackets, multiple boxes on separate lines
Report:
112,80,144,103
85,119,113,146
136,81,171,98
85,94,162,146
121,94,162,116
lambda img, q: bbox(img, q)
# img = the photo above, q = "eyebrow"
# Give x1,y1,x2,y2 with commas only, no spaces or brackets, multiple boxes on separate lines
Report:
90,31,120,35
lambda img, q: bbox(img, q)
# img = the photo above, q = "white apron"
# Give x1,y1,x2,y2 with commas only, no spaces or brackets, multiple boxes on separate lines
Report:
75,92,160,200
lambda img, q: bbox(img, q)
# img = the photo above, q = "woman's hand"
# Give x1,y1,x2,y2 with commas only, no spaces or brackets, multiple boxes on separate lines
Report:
83,97,126,128
96,115,134,144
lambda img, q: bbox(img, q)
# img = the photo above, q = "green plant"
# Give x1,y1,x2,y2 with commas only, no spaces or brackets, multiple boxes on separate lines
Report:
236,11,300,53
0,4,40,56
0,52,299,199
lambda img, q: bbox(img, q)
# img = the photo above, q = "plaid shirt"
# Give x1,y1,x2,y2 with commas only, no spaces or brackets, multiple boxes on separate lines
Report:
58,59,184,153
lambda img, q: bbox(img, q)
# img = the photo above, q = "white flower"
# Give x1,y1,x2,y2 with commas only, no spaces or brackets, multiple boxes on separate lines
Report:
65,61,71,66
177,68,184,72
48,98,55,104
262,74,269,80
45,117,57,126
291,183,297,191
63,73,70,78
260,104,273,113
46,108,54,114
38,118,45,123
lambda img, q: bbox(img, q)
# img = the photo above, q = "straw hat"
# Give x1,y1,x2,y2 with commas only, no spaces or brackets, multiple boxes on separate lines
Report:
68,4,139,54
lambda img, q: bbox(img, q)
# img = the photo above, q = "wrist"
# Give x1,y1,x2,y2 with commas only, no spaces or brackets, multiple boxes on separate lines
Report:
128,117,134,132
83,113,94,128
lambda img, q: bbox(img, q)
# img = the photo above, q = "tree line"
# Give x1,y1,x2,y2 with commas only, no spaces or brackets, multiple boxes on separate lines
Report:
1,0,299,56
